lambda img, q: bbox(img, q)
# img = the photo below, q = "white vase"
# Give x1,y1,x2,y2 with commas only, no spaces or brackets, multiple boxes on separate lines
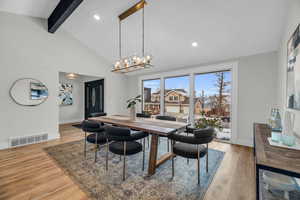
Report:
283,111,295,136
129,106,136,121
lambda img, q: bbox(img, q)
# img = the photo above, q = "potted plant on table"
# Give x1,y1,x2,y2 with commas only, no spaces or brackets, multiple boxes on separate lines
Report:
127,95,141,121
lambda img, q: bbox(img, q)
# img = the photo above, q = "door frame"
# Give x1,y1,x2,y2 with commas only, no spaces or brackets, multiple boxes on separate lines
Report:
84,79,104,119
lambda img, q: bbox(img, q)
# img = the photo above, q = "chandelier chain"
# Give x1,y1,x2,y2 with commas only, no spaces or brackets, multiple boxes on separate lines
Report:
142,7,145,57
119,20,122,59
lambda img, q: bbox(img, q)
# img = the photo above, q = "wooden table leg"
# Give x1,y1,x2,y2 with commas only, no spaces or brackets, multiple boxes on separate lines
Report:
148,134,159,176
156,152,175,167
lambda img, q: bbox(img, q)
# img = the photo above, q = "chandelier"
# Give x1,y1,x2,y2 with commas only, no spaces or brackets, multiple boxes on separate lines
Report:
112,0,153,73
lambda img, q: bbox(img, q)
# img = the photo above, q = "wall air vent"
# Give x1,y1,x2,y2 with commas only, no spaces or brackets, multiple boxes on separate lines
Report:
9,133,48,148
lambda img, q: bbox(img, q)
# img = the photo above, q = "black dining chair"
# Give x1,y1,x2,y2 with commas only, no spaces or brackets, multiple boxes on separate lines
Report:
81,120,109,162
105,126,148,181
168,127,214,184
136,112,151,118
155,115,176,152
136,112,151,147
156,115,176,121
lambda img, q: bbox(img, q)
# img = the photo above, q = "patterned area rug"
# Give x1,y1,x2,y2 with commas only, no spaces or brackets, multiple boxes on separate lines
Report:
44,138,224,200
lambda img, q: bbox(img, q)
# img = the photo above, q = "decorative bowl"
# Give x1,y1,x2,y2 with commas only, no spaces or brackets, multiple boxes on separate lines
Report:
281,135,296,146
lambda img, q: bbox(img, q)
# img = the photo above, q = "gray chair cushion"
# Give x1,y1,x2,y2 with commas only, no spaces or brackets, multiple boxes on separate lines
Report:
130,131,149,140
109,141,142,155
82,120,104,133
105,126,131,137
156,115,176,121
136,113,151,118
194,128,215,143
173,143,207,159
106,126,148,141
86,133,108,145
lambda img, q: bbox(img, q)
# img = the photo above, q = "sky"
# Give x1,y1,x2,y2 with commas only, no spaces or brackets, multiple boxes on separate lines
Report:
143,71,231,97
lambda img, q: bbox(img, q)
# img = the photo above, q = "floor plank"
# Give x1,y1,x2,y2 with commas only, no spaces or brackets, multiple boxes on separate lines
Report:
0,125,255,200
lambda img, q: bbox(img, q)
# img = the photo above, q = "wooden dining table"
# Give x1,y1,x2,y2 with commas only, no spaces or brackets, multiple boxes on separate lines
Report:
89,115,188,176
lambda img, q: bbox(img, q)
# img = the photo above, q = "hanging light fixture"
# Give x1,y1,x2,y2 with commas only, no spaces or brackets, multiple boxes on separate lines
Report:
112,0,153,73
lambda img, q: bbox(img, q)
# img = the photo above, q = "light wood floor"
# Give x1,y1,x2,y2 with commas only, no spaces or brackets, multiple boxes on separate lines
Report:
0,124,255,200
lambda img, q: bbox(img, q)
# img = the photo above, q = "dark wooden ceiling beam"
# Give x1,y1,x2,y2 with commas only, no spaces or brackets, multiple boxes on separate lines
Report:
48,0,83,33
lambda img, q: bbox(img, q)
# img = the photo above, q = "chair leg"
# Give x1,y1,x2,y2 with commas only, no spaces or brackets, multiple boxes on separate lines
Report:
171,140,175,179
123,141,127,181
106,139,109,171
147,136,150,148
206,144,209,173
142,138,145,171
84,132,87,158
94,133,98,162
186,132,189,164
167,139,169,152
197,145,200,185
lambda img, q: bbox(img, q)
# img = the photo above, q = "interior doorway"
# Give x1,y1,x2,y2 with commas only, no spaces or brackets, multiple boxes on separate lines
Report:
58,72,103,126
84,79,104,119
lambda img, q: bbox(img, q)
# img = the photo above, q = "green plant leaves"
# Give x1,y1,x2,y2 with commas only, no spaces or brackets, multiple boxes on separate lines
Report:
195,117,223,130
127,95,142,108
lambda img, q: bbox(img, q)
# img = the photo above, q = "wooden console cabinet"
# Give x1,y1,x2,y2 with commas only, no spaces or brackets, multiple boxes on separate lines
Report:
253,123,300,200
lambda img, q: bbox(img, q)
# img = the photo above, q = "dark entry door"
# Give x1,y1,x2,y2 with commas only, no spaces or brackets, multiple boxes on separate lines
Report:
85,79,104,119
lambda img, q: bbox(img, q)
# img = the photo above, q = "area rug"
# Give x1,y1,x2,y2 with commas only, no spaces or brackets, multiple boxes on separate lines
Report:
44,138,224,200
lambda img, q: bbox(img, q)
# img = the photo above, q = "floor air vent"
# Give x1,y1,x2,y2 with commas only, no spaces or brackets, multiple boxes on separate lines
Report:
9,134,48,148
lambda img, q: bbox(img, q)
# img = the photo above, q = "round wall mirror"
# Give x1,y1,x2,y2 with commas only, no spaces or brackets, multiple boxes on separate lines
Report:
10,78,49,106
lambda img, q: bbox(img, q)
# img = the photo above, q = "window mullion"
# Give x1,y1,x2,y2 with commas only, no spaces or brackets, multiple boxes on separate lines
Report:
189,73,195,127
160,77,164,115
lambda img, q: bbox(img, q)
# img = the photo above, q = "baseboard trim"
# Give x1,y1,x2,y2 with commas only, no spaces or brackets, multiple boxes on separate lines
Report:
59,121,81,126
0,142,8,150
0,132,60,151
234,139,253,147
59,119,83,125
48,132,61,141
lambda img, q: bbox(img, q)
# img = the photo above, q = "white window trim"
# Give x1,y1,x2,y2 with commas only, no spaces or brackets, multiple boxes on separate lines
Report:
138,61,238,145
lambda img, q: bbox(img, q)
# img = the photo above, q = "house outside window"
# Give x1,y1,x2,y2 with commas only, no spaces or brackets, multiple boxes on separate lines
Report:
142,79,161,115
164,76,190,122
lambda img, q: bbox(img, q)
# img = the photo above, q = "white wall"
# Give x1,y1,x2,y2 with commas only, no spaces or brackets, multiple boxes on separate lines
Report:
0,12,128,149
59,73,83,124
277,0,300,136
127,51,278,146
238,52,278,145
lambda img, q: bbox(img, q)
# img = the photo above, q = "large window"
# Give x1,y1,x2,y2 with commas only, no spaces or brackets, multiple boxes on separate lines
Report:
164,76,190,122
142,79,161,115
141,68,233,142
194,71,231,141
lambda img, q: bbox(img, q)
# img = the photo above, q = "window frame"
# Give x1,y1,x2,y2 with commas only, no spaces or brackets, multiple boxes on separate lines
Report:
138,61,238,145
141,78,161,115
163,75,190,120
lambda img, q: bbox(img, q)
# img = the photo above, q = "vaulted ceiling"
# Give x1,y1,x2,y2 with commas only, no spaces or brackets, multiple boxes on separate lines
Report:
0,0,288,74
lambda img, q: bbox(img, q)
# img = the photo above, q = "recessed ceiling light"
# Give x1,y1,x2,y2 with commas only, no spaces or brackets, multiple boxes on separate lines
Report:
93,14,101,21
192,42,198,47
66,73,79,80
